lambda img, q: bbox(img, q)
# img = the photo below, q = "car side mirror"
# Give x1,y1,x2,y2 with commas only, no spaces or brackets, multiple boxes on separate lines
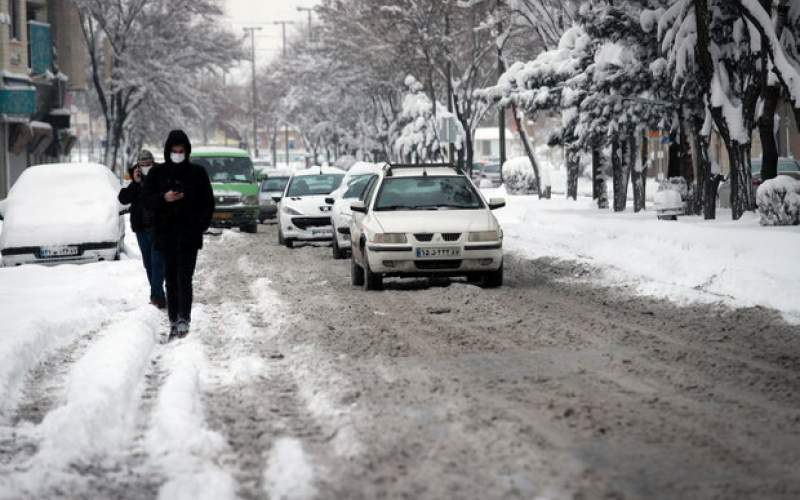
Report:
488,198,506,210
325,197,335,205
351,201,367,213
272,196,282,203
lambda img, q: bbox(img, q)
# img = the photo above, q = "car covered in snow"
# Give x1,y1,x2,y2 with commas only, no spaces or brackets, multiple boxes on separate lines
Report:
275,166,345,248
325,162,382,259
349,164,506,290
192,147,260,233
0,163,126,267
258,170,292,222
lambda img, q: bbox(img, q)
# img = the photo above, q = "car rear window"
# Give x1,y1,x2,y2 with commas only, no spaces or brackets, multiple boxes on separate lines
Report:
286,175,344,197
194,156,255,183
374,176,484,211
262,177,289,192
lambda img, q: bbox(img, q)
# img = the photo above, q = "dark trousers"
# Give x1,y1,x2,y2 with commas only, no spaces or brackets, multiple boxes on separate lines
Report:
162,244,199,323
135,229,165,301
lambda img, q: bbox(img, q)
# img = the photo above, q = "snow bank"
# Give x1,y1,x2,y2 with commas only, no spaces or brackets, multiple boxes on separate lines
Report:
146,333,237,500
486,190,800,323
757,176,800,226
263,438,317,500
0,163,122,248
501,157,538,195
0,258,148,419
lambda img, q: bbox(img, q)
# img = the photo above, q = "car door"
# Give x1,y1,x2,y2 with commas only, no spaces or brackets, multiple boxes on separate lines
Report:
351,176,379,262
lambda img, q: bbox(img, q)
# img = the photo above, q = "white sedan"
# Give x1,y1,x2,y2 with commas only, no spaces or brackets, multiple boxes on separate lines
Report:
275,166,345,248
326,162,382,259
0,163,126,267
349,164,506,290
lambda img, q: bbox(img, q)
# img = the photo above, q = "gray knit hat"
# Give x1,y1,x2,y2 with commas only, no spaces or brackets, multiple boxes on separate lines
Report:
138,149,155,162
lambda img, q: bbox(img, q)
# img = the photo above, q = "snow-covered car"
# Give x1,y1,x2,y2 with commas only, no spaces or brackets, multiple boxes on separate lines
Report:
479,163,502,188
275,166,345,248
258,170,291,222
349,164,506,290
326,162,382,259
0,163,126,267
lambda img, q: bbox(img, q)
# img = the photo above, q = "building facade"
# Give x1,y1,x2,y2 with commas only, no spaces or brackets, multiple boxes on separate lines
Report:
0,0,85,199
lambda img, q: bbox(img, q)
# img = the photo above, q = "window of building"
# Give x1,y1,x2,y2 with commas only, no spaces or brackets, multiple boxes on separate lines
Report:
9,0,20,40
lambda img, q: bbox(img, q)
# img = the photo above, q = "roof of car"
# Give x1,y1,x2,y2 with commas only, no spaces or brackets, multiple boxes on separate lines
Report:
263,170,293,178
386,166,461,178
192,146,251,158
292,166,346,177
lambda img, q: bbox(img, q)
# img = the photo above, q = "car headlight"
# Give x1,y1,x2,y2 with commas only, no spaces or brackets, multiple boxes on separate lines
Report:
243,195,259,205
372,233,407,244
283,206,303,215
468,230,501,242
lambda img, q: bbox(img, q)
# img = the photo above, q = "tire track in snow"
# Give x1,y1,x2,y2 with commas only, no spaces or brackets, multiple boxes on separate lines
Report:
0,307,161,499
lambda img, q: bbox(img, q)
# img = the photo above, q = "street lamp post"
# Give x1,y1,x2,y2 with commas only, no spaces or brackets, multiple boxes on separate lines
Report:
274,20,295,165
296,6,313,42
243,26,262,158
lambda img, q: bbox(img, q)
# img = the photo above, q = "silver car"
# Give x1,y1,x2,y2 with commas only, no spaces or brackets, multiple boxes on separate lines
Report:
259,172,291,222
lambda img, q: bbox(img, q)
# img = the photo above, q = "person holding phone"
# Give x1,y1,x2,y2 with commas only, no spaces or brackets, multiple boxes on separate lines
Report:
143,130,215,340
118,150,166,309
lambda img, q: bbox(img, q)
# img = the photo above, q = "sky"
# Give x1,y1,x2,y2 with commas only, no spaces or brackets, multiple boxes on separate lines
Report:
222,0,320,81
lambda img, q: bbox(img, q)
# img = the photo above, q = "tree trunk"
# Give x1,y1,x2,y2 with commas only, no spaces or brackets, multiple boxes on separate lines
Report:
566,148,579,201
592,148,608,208
510,103,541,196
728,141,752,220
759,79,781,183
612,139,631,212
667,128,681,178
632,133,647,212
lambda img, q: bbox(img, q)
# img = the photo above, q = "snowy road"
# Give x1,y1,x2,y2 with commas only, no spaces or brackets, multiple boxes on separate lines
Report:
2,224,800,499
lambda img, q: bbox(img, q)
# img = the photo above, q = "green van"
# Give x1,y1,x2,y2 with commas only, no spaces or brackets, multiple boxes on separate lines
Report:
192,147,259,233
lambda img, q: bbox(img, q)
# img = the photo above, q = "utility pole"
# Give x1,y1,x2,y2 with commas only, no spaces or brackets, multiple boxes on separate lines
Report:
496,0,507,168
243,26,262,158
296,6,313,42
274,20,295,165
445,13,455,168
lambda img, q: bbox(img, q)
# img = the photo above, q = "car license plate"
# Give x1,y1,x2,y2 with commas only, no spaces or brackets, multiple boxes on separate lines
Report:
214,212,232,221
41,245,79,258
312,229,332,236
416,247,461,259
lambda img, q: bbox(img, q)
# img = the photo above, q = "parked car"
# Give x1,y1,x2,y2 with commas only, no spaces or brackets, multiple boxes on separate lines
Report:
259,171,292,222
327,162,382,259
349,164,506,290
719,157,800,208
479,163,502,187
192,147,260,233
275,166,345,248
0,163,126,267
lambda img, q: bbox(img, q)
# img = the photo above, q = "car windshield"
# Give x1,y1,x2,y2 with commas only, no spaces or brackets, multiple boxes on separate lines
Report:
482,164,500,174
286,174,344,197
194,156,255,183
262,177,289,192
374,176,484,211
343,175,375,199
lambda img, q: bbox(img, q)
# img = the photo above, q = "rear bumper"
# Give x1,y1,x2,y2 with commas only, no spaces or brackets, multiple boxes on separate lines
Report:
364,244,503,275
1,245,118,267
211,207,259,227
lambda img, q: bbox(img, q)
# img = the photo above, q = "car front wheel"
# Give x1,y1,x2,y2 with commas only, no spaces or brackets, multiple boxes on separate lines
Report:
332,235,346,260
363,252,383,291
351,257,364,286
482,263,503,288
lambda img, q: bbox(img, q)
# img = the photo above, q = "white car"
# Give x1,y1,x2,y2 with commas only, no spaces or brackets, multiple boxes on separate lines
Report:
326,162,382,259
0,163,126,267
349,164,506,290
259,170,292,222
275,166,345,248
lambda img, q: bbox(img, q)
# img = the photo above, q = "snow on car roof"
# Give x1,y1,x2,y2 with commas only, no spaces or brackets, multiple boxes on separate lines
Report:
388,166,461,177
292,166,346,177
348,162,383,175
192,146,251,158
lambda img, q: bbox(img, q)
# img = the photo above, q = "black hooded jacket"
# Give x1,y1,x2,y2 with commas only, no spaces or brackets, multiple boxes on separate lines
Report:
142,130,215,251
118,163,156,233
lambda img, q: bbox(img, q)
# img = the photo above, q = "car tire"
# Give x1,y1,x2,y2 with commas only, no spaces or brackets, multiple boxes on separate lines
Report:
241,222,258,234
332,235,346,260
363,252,383,291
351,257,364,286
278,228,285,245
482,263,503,288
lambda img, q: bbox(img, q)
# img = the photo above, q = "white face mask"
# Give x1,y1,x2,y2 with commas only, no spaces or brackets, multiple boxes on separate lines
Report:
170,153,186,164
141,166,152,176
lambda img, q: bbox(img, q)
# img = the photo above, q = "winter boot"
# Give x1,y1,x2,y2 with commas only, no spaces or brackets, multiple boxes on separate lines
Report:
176,320,190,339
168,322,179,340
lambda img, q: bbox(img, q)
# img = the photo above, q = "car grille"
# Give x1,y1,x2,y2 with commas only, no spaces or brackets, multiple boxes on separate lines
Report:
292,217,331,229
415,260,463,270
216,195,241,206
414,233,434,242
441,233,461,242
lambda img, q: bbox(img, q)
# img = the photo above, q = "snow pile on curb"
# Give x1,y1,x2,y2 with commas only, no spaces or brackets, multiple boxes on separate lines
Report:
0,260,147,419
757,176,800,226
263,438,317,500
146,335,237,500
486,189,800,323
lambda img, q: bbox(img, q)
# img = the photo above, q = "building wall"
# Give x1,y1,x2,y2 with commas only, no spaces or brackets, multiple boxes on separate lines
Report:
48,0,86,90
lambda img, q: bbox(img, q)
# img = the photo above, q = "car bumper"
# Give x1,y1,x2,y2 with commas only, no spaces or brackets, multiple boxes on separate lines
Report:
332,213,353,248
1,246,118,267
259,204,278,219
211,207,259,227
281,214,334,241
364,243,503,275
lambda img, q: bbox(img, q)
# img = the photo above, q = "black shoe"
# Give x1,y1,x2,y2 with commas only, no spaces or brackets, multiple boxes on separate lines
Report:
176,320,190,339
169,322,179,340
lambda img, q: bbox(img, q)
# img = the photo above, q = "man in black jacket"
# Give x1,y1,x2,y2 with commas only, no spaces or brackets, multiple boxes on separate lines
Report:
118,150,166,309
143,130,215,339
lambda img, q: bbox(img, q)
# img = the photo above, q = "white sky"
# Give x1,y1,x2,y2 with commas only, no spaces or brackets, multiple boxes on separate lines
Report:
222,0,320,81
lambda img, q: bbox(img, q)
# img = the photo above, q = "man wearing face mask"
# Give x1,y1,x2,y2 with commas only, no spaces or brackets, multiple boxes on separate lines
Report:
143,130,215,340
119,149,166,309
